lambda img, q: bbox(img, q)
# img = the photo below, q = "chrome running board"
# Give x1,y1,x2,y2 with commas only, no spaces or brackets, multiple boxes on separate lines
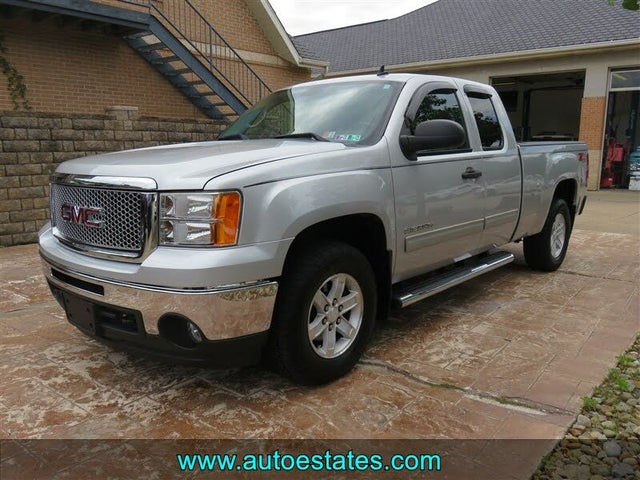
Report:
392,251,515,308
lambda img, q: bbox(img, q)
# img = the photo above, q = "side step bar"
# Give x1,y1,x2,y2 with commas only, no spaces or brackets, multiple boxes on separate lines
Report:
392,251,515,308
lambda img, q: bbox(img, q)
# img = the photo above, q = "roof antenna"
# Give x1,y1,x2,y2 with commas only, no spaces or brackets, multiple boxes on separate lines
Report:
377,65,387,76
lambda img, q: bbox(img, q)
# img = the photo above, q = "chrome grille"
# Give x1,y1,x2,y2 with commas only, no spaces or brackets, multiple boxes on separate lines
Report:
51,183,149,254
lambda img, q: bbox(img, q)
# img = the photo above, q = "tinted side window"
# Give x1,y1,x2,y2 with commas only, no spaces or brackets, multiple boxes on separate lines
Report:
411,90,468,153
468,95,504,150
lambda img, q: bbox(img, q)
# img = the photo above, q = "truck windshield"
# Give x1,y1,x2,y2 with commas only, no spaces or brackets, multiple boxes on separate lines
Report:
219,80,404,146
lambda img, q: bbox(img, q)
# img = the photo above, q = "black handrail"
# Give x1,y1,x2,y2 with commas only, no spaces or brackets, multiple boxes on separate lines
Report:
147,0,271,106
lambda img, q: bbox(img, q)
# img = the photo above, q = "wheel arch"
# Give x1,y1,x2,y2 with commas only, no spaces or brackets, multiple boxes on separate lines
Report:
553,178,578,224
282,214,392,322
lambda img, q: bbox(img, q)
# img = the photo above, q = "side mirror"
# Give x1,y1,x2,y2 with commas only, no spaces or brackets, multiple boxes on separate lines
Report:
400,119,466,160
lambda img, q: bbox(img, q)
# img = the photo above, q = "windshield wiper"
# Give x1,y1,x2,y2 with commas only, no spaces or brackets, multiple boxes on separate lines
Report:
218,133,249,141
273,132,330,142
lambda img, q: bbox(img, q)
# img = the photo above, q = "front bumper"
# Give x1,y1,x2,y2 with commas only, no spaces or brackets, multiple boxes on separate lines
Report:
41,254,278,365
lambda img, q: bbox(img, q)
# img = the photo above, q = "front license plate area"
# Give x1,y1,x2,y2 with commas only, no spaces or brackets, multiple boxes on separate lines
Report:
61,291,98,335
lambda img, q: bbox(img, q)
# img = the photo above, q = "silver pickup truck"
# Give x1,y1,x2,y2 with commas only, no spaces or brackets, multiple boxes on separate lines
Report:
39,73,587,384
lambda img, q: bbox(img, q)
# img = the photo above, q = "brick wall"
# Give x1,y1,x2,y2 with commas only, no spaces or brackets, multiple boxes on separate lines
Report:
193,0,279,57
0,17,208,118
161,0,312,94
578,97,606,190
252,63,313,93
0,110,224,246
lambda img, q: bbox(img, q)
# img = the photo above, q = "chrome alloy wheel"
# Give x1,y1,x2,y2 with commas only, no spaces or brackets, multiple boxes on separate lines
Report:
307,273,363,359
550,213,566,259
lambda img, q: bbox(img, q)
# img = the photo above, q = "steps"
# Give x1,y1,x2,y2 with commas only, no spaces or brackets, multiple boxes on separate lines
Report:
125,3,271,124
392,251,515,308
127,28,240,123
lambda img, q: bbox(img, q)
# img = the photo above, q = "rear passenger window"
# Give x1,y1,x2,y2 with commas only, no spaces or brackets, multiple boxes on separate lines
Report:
411,90,468,153
468,94,504,150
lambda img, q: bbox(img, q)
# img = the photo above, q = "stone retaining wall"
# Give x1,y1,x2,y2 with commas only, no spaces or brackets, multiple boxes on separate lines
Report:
0,109,225,246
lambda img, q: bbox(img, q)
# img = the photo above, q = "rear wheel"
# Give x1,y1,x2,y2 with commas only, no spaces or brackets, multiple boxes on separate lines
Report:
523,198,572,271
267,241,377,385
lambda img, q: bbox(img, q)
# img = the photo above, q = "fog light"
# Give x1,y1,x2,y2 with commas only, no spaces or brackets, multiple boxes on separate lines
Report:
187,321,203,344
158,314,204,349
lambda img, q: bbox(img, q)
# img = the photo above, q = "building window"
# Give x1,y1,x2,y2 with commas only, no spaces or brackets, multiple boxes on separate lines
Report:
610,69,640,92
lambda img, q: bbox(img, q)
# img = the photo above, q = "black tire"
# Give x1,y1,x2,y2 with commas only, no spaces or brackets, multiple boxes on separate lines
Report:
523,198,572,272
266,241,377,385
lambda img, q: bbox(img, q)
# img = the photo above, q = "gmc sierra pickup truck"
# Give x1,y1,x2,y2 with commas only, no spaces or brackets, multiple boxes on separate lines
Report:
39,73,587,384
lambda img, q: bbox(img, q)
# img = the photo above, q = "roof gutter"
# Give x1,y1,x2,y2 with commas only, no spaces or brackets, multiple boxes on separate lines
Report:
321,39,640,77
245,0,329,72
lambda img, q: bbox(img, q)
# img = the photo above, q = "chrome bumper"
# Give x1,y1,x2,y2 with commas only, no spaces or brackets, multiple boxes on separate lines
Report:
40,254,278,341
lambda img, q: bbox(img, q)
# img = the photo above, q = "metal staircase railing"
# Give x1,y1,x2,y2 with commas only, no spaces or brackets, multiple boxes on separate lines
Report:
153,0,271,106
119,0,271,107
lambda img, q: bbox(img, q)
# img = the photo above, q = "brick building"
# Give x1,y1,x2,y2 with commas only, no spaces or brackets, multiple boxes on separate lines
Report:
0,0,323,246
294,0,640,192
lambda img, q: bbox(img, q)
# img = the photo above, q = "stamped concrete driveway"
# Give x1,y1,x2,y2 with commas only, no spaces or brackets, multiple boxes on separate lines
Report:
1,190,639,479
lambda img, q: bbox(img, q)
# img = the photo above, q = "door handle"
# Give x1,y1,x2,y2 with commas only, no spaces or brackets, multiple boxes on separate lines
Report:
461,167,482,179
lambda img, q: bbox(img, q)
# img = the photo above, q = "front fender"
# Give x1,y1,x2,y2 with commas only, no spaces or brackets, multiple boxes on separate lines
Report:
238,169,396,250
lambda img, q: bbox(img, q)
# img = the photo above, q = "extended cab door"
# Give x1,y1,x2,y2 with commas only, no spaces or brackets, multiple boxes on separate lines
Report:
391,82,486,282
461,84,522,249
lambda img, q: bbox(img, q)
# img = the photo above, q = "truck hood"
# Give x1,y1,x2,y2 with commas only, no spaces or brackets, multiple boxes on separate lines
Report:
56,139,347,189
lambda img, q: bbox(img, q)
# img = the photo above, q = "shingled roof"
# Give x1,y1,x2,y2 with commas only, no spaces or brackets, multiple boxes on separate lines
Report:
292,0,640,74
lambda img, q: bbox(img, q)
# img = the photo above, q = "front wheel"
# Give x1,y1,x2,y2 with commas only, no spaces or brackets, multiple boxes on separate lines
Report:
267,242,377,385
523,198,572,272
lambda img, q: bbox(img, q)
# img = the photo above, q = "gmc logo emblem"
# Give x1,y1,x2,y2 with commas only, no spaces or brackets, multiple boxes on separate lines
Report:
61,204,103,228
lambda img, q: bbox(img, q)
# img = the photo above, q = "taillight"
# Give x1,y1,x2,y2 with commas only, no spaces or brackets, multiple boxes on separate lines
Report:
585,153,589,182
579,152,589,182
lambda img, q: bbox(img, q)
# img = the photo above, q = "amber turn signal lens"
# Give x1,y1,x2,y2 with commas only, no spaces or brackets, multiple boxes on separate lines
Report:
212,192,241,246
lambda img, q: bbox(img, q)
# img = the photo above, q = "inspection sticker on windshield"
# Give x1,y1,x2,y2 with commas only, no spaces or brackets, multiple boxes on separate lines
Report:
329,133,361,142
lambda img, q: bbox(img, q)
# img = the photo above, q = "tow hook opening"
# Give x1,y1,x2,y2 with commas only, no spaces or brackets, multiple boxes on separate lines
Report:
158,314,205,349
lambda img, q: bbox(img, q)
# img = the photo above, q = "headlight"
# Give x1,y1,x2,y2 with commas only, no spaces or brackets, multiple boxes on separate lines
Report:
159,192,241,246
